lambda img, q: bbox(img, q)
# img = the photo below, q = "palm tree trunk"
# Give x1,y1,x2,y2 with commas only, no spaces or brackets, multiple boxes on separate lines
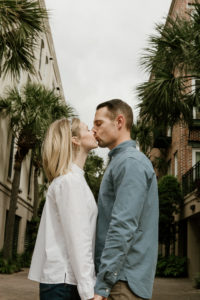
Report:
3,148,28,260
33,167,39,218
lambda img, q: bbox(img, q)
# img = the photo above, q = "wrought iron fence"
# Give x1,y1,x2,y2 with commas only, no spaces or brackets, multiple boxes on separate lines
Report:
182,161,200,196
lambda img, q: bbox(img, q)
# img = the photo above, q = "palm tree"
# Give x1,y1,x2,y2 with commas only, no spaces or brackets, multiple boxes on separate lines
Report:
0,0,47,78
0,82,74,259
131,121,153,156
137,1,200,128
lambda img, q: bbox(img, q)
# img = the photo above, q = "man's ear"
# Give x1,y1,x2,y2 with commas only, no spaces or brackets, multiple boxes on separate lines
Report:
72,136,80,146
116,114,125,129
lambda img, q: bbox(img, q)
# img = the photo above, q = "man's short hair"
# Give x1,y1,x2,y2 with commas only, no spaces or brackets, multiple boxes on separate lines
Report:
96,99,133,130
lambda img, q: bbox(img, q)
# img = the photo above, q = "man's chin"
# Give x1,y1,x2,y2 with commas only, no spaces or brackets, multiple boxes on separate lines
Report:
98,142,107,148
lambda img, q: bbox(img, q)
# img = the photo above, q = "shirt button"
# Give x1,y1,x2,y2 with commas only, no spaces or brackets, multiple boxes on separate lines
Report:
106,288,109,293
114,272,118,276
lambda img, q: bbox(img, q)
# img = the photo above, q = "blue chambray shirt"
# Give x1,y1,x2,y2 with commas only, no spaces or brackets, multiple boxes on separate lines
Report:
94,140,159,299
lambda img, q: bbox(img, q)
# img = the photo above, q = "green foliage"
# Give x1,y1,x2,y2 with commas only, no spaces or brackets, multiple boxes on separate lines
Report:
0,248,36,273
194,273,200,289
0,252,21,274
137,1,200,128
156,255,187,277
84,151,105,201
131,121,153,155
0,0,48,77
152,156,168,175
0,83,74,149
158,175,183,256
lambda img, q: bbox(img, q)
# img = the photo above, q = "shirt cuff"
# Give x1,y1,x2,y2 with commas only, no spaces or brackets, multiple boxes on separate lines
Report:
94,277,112,298
78,283,94,300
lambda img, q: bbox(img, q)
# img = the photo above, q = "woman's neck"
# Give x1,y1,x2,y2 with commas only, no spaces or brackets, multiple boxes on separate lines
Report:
73,149,88,170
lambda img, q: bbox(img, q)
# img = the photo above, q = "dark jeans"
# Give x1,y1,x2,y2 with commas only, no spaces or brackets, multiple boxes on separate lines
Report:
40,283,81,300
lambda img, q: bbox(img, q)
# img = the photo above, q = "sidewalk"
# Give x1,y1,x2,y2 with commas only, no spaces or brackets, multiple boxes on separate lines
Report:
0,269,200,300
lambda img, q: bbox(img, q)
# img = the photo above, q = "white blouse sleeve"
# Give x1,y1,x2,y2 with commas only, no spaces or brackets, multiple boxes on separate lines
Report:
55,173,95,300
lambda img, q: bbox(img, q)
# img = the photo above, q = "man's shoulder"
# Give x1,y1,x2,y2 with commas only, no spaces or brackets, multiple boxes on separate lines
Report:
115,146,151,164
112,147,154,175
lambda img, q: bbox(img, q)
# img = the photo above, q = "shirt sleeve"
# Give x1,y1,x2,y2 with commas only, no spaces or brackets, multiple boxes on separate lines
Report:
55,174,95,300
95,157,149,298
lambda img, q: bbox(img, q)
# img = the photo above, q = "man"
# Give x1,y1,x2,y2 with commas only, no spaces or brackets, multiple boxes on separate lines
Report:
93,99,159,300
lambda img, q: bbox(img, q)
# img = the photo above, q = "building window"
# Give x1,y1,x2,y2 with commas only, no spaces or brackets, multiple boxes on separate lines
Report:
167,159,172,175
192,148,200,166
174,152,178,177
4,212,21,255
192,78,200,119
39,39,45,71
8,135,15,179
167,127,172,137
27,158,33,197
193,106,200,119
24,221,31,251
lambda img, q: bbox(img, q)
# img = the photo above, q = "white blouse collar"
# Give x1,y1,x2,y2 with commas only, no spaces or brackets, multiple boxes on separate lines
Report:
71,163,85,175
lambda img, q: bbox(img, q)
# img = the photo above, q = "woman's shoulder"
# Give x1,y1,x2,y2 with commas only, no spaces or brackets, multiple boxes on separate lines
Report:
53,168,83,188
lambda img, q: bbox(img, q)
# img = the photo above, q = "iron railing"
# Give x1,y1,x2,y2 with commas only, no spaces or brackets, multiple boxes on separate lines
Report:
182,161,200,196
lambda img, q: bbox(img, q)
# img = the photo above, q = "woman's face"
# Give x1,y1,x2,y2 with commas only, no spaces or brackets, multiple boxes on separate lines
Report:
79,122,98,151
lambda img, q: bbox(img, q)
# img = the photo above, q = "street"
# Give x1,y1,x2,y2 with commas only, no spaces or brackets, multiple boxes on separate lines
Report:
0,269,200,300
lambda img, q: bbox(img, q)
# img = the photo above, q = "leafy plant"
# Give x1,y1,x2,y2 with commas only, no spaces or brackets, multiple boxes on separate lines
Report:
0,252,21,274
156,255,187,277
158,175,183,256
84,151,105,201
0,0,48,78
137,1,200,128
194,273,200,289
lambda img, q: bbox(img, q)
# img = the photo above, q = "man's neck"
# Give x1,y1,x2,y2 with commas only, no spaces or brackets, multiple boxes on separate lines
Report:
108,136,131,150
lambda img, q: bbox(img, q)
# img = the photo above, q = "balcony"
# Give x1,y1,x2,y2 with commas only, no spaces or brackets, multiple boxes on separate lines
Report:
189,119,200,129
182,161,200,196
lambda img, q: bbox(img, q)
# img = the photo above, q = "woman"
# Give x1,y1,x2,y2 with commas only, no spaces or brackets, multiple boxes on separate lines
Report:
28,118,98,300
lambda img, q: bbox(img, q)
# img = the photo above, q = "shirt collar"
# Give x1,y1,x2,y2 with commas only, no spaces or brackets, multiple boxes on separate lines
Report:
108,140,136,158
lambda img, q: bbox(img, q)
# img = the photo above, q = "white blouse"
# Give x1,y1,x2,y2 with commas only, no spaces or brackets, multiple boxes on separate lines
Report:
28,164,98,300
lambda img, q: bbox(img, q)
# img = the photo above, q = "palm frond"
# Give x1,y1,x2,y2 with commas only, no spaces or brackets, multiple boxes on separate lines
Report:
137,71,192,127
0,82,75,150
0,0,48,77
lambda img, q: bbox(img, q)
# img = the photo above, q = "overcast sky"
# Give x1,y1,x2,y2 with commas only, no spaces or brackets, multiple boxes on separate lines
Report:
45,0,172,158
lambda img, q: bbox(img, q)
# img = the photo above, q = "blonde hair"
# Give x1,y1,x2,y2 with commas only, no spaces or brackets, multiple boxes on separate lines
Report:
42,118,81,182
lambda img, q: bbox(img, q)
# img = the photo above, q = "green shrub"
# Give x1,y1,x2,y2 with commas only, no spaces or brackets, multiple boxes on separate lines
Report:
0,252,21,274
194,273,200,289
156,255,187,277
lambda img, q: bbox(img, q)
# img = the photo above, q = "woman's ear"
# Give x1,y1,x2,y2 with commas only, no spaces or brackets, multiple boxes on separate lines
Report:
72,136,80,146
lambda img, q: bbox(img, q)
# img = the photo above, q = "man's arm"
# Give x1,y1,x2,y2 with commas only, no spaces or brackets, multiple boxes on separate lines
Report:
95,157,149,298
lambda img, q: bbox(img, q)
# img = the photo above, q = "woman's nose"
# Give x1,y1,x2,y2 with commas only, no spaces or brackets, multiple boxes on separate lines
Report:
92,127,96,134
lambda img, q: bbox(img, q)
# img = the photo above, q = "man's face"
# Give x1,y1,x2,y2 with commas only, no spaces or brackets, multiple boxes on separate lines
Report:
93,107,118,149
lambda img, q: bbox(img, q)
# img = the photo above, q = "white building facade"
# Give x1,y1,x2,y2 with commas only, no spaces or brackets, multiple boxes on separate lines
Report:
0,0,65,254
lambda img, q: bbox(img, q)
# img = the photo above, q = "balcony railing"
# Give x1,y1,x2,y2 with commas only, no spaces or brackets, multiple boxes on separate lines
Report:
189,119,200,129
182,161,200,196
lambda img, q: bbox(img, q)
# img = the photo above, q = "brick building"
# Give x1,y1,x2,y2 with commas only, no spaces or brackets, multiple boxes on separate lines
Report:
149,0,200,279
